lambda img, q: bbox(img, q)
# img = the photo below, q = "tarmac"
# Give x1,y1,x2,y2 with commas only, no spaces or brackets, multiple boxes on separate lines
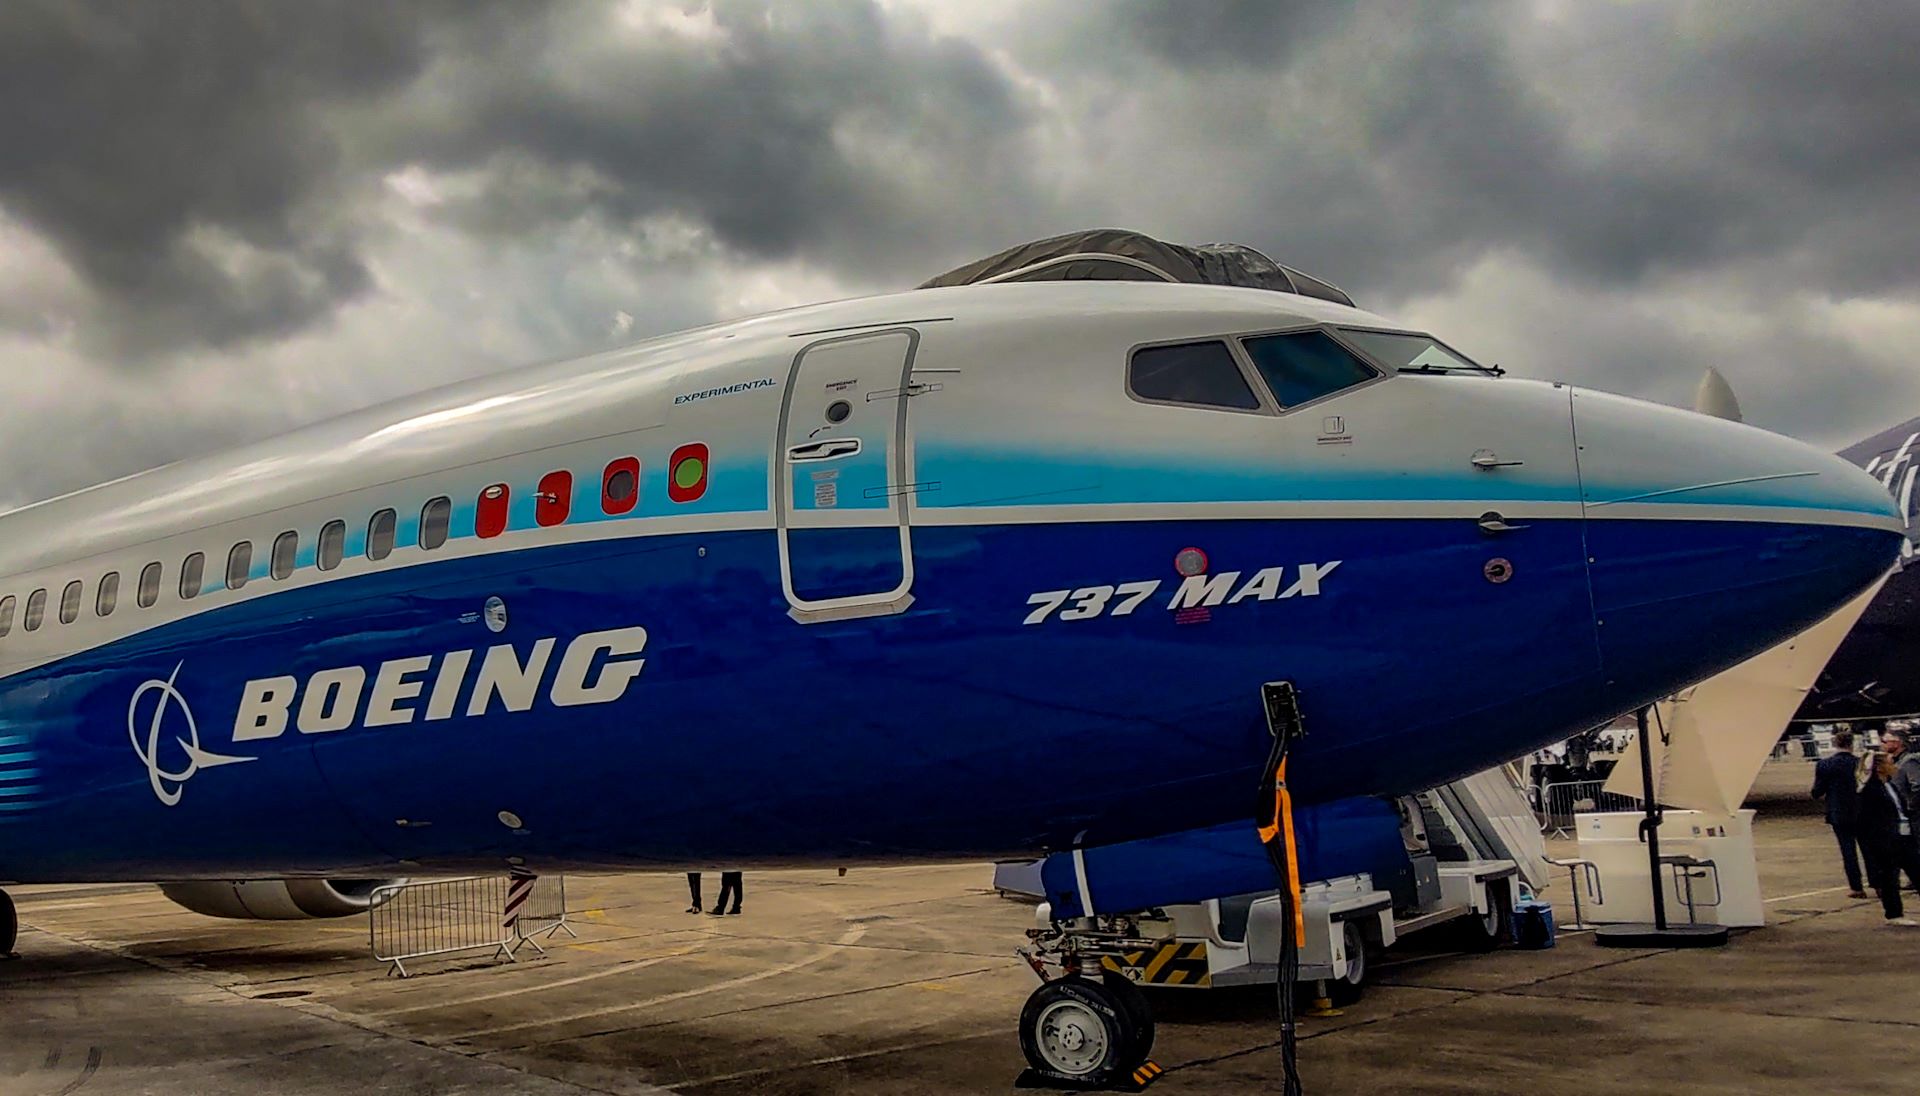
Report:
6,759,1920,1095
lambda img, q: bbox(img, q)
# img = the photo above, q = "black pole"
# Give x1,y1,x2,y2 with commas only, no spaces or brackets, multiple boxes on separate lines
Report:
1636,706,1668,930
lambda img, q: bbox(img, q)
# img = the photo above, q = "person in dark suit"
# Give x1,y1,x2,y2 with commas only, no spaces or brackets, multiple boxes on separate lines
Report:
1859,752,1918,925
1812,729,1866,898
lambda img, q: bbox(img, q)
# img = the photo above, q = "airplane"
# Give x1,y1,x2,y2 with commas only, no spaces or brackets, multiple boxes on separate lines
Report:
0,238,1903,1082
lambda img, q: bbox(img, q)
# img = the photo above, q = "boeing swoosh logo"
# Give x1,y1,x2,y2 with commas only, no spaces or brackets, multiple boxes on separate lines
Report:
128,663,254,807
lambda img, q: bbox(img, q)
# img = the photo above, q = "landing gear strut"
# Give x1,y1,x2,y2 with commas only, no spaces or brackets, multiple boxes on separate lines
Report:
1015,918,1162,1090
1,888,16,958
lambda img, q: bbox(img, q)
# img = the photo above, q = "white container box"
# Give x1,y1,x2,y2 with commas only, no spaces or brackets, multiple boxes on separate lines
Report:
1574,809,1763,928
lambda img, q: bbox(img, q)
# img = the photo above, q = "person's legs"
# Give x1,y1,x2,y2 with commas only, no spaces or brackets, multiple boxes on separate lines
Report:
686,872,702,913
1834,823,1865,893
1866,848,1896,917
1902,835,1920,892
1866,844,1904,919
709,872,738,914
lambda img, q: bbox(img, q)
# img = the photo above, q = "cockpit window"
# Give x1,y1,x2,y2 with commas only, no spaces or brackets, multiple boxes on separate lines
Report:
1336,328,1490,375
1128,340,1261,411
1241,331,1379,408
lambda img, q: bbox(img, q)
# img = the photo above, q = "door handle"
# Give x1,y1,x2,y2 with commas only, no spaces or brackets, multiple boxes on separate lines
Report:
1471,449,1525,471
867,381,942,401
1478,511,1529,534
787,438,862,462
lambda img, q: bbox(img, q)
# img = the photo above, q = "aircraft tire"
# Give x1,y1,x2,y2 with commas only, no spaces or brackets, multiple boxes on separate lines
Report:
1018,977,1139,1086
1460,883,1511,953
1,889,15,956
1327,920,1370,1005
1101,970,1156,1070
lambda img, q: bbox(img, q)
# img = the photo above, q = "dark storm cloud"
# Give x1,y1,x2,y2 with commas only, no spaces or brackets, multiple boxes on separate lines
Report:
11,0,1908,355
1119,0,1359,68
0,0,1053,357
0,0,541,355
379,0,1047,281
1103,0,1920,302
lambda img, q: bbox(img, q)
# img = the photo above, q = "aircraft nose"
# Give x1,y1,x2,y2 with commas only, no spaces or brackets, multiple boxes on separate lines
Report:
1571,387,1904,708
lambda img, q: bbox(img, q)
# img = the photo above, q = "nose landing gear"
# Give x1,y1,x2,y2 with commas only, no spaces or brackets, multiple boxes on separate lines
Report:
1015,920,1162,1090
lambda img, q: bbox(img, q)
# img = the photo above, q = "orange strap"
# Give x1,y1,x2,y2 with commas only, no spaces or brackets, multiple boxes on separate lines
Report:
1258,757,1307,941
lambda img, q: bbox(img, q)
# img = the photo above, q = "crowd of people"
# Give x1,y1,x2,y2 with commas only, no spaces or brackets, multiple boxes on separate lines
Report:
1812,728,1920,926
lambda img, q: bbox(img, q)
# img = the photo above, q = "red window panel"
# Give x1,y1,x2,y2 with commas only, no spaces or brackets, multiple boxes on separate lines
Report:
602,457,640,515
476,484,510,539
536,470,573,527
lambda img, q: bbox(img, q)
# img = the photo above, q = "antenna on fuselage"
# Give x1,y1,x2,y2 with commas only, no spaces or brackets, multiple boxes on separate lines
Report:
1693,367,1744,423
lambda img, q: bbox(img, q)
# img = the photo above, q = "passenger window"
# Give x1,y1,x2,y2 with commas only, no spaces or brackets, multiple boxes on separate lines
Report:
138,562,162,608
367,509,397,561
227,542,252,590
180,553,205,599
536,470,573,527
1128,341,1261,411
59,580,82,624
272,531,298,580
24,589,46,631
602,457,640,515
1241,330,1379,408
97,572,119,617
476,485,509,539
0,595,13,637
420,497,451,550
317,521,346,571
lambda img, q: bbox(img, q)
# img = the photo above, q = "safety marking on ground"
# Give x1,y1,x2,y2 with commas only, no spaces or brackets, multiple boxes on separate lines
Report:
1100,940,1210,986
455,923,869,1043
365,945,706,1016
1765,885,1850,903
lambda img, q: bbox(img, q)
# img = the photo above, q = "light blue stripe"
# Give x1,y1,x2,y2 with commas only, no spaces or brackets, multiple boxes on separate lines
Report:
0,734,28,748
0,784,39,798
914,445,1899,517
0,767,41,782
0,750,34,766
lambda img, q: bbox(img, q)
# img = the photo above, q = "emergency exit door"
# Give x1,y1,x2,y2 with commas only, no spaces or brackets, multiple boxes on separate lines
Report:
776,328,919,622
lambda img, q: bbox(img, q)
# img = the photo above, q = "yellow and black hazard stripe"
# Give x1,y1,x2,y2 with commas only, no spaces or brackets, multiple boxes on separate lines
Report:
1129,1060,1165,1088
1099,940,1211,986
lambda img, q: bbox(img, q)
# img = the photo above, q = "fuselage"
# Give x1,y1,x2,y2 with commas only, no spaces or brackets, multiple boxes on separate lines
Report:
0,283,1902,881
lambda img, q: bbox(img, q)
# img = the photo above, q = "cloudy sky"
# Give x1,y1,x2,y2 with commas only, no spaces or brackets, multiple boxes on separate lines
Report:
3,0,1917,511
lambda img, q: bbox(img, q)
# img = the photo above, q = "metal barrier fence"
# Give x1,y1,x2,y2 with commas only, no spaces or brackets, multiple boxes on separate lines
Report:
369,873,569,977
514,873,577,944
1536,780,1641,838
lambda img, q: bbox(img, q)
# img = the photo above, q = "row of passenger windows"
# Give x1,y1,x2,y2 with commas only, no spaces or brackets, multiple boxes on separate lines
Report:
1128,328,1384,413
0,456,649,640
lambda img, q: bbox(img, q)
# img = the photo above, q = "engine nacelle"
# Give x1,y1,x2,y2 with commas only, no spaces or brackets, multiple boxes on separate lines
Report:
157,878,403,920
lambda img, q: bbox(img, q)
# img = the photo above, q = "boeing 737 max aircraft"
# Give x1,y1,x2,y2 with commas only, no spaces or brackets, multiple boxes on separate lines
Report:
0,282,1902,949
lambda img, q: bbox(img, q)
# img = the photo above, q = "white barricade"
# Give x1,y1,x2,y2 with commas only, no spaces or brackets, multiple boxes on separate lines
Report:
369,873,567,977
1536,780,1640,838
